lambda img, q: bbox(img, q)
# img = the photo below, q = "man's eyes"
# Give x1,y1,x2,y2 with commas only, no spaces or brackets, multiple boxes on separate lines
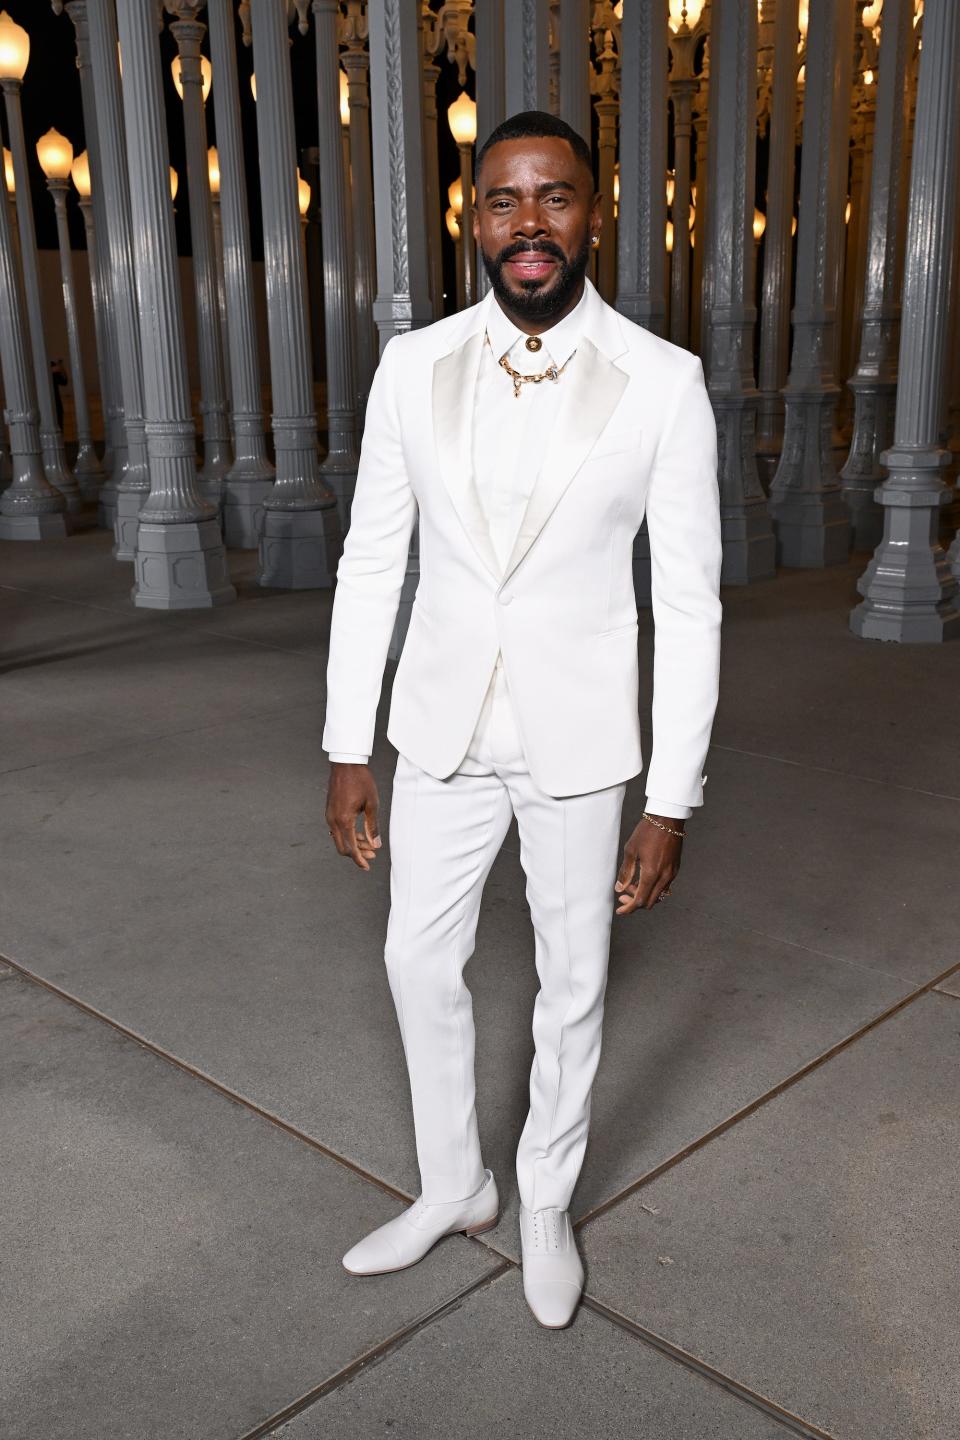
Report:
489,195,570,211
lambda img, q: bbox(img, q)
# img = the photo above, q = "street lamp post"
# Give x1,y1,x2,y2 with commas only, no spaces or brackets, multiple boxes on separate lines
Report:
447,88,476,308
168,13,232,505
70,149,116,504
0,9,81,512
0,146,67,539
37,126,103,501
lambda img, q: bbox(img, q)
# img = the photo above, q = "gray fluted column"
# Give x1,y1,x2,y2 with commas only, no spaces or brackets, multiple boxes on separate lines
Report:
113,0,234,609
47,179,103,500
840,0,912,551
476,0,505,147
505,0,551,113
88,0,151,560
62,1,124,512
705,0,776,585
756,0,799,461
1,81,81,514
207,0,275,549
615,0,667,335
169,10,232,502
475,0,505,300
76,193,118,521
559,0,591,139
592,23,619,304
369,0,433,346
0,375,10,489
419,21,445,318
340,3,378,407
0,160,67,540
615,0,668,608
210,188,232,417
249,0,340,589
768,0,855,567
369,0,433,657
313,0,360,533
851,0,960,643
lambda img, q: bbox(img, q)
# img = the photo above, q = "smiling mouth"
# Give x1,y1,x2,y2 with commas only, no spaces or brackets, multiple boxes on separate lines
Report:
505,254,558,280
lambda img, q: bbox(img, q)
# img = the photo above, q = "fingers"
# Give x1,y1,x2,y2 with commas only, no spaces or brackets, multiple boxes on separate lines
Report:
614,861,676,915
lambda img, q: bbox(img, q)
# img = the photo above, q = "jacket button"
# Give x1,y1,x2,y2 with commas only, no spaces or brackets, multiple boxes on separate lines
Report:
498,591,514,606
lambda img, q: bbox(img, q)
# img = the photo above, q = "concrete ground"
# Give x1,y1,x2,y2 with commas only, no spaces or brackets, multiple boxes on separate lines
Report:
1,526,958,1440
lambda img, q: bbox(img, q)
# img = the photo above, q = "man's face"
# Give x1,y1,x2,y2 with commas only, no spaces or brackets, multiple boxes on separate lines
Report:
473,135,600,324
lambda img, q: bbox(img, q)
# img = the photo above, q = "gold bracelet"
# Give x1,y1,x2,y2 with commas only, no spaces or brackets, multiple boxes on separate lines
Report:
642,812,685,839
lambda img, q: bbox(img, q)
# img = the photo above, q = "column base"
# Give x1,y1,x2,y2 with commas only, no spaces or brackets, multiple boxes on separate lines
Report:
850,596,960,644
720,502,777,585
320,462,359,538
256,506,340,589
114,488,147,562
222,477,275,549
0,511,69,541
770,494,851,568
98,488,118,532
840,479,884,552
133,518,236,610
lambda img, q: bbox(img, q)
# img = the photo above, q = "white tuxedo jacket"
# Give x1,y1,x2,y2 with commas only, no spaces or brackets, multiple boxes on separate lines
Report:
322,279,722,804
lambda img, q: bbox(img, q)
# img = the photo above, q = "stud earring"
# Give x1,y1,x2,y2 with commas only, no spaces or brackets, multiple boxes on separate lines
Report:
591,234,600,247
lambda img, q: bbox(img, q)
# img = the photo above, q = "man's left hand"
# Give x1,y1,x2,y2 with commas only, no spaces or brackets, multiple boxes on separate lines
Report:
614,813,684,915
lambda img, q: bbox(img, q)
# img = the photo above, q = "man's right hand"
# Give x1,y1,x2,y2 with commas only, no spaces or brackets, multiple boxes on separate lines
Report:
325,762,381,871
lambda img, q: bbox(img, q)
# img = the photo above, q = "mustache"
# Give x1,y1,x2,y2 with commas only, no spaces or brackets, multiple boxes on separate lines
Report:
495,239,567,264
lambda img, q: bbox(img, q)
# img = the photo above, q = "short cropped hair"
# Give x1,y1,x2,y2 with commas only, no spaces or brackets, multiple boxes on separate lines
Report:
475,110,594,187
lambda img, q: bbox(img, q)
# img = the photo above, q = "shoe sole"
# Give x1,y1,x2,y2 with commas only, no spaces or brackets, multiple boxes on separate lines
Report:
343,1210,500,1277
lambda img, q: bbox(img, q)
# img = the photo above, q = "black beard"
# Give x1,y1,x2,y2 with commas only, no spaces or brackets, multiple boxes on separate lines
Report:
480,234,592,323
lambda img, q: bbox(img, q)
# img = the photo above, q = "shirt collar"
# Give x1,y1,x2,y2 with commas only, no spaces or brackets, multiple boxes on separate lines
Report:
486,281,591,368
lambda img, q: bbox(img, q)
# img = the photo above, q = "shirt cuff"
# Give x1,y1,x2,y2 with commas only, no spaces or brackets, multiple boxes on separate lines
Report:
644,797,693,821
327,752,370,764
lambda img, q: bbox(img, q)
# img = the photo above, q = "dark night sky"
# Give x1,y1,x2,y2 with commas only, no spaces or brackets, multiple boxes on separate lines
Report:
3,0,466,301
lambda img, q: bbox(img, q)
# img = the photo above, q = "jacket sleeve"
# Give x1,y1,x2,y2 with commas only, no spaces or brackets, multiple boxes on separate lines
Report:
642,353,722,813
321,335,418,759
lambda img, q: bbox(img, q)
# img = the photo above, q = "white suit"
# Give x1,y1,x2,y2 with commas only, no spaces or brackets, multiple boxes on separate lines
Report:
322,278,722,1212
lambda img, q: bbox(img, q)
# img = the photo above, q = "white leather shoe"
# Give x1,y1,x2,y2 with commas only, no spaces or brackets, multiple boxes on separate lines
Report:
519,1203,584,1328
342,1169,499,1276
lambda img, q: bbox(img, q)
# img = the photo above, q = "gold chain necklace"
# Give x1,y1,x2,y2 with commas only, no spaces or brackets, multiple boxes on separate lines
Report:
486,334,576,399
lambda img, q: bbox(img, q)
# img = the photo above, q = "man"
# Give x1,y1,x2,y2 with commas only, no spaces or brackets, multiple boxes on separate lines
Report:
323,112,721,1329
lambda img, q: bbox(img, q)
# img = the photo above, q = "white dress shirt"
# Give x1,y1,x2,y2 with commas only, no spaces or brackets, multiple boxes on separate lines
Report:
329,286,692,821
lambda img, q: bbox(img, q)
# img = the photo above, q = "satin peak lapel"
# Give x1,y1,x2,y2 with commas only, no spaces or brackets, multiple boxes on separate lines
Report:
432,330,502,582
501,336,629,582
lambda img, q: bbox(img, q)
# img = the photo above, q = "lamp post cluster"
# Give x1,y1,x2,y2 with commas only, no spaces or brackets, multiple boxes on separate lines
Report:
0,0,957,644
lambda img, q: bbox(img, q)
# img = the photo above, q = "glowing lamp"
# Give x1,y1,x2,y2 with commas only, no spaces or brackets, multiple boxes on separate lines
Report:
753,207,766,241
339,68,350,126
36,127,74,182
668,1,704,34
71,150,91,198
207,145,220,196
447,89,477,146
445,206,460,242
172,53,212,103
0,9,29,81
169,166,179,202
297,169,310,217
3,144,14,194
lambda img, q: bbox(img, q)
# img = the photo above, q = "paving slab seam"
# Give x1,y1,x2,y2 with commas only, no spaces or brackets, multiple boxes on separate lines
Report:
581,1295,835,1439
574,956,960,1232
932,986,960,1001
234,1260,515,1440
0,954,425,1210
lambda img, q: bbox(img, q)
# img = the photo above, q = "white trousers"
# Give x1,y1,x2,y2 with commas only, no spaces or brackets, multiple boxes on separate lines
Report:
385,655,627,1212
